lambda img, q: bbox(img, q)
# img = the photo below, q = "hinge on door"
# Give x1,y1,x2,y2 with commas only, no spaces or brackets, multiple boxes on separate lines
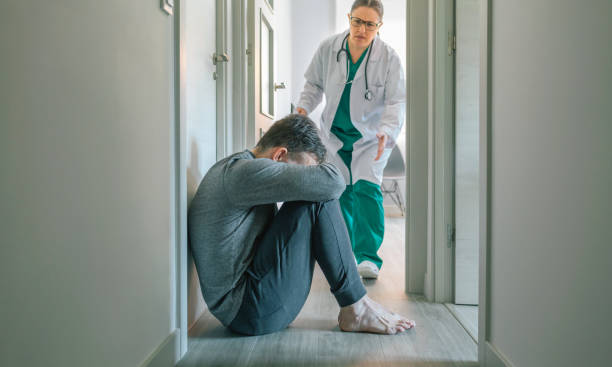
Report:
212,52,230,65
448,32,456,56
160,0,173,15
246,47,252,66
447,224,456,248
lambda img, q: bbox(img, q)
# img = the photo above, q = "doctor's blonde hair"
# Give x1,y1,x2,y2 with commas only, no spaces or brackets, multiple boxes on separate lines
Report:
350,0,384,20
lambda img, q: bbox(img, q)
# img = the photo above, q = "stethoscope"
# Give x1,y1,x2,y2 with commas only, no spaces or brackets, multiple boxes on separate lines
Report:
336,33,375,101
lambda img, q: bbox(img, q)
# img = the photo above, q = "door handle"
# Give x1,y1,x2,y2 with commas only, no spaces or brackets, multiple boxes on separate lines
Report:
213,52,230,65
274,82,287,92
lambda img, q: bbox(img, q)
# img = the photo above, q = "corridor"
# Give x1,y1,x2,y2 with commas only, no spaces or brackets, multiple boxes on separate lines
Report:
3,1,610,366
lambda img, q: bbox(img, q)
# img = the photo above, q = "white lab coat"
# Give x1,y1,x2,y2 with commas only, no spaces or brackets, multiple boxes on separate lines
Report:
297,30,405,186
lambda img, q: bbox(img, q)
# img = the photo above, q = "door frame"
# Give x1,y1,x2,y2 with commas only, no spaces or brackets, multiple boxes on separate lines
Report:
478,0,502,365
232,0,249,153
174,0,495,364
216,0,231,159
405,0,454,303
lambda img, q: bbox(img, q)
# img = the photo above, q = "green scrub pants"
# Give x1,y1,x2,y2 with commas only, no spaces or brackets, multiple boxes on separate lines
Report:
336,149,385,269
331,42,385,269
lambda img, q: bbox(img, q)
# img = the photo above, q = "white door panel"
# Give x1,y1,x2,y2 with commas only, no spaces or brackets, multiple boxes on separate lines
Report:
454,0,480,305
248,0,276,143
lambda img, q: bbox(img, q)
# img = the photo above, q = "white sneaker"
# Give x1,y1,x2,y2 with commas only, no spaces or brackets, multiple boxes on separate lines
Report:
357,260,379,279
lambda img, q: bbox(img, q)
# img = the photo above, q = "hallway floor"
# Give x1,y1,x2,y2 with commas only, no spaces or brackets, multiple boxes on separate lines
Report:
178,216,478,367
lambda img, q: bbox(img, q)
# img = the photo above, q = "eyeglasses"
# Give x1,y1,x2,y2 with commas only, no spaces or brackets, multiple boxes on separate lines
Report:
349,16,381,32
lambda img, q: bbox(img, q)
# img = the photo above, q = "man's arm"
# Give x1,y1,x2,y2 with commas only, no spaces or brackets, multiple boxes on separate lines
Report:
223,158,345,208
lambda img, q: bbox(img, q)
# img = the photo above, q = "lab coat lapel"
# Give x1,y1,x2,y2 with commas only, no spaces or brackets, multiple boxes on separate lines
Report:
334,31,351,86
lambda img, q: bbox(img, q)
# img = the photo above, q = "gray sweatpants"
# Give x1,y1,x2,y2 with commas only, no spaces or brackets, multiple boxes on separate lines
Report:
228,199,367,336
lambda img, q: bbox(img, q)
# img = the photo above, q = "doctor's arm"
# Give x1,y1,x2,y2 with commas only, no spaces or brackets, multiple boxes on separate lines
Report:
377,54,406,150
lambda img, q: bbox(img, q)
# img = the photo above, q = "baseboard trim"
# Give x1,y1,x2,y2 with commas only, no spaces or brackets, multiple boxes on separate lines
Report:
485,341,514,367
140,329,180,367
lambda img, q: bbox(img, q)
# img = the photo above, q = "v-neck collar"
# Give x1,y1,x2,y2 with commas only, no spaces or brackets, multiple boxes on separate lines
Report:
347,42,370,67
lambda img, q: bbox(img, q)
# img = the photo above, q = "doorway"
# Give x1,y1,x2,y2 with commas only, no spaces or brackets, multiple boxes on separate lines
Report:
405,0,483,350
289,0,409,299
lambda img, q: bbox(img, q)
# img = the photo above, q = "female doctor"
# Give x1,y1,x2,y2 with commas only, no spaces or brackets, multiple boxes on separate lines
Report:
296,0,405,279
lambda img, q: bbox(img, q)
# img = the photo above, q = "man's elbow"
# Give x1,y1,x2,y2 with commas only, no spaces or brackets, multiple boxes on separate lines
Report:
312,176,345,202
330,176,346,199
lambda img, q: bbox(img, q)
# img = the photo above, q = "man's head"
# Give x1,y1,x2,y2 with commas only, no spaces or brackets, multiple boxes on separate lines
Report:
253,114,326,165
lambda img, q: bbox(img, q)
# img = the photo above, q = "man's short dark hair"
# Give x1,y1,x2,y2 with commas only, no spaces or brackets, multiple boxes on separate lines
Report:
255,114,327,164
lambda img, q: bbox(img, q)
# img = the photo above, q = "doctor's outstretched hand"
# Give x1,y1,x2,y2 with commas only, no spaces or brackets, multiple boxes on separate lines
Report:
375,133,387,161
296,107,307,116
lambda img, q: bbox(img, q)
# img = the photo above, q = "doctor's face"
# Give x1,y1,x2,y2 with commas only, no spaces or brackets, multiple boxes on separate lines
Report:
348,6,381,49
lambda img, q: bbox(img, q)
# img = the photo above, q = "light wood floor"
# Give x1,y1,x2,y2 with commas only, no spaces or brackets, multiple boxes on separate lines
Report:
178,215,478,367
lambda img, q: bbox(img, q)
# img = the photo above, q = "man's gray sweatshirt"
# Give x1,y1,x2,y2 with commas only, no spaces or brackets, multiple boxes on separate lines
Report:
188,150,345,326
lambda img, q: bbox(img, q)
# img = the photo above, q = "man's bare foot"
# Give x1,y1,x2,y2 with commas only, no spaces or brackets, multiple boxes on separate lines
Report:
338,295,416,334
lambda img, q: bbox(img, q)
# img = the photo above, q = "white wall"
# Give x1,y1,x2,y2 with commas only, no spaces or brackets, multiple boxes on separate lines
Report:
405,0,430,295
275,0,293,118
0,1,175,366
488,1,612,366
185,0,218,330
290,0,336,125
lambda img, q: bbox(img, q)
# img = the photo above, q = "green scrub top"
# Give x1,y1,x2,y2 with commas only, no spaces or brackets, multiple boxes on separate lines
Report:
330,44,369,180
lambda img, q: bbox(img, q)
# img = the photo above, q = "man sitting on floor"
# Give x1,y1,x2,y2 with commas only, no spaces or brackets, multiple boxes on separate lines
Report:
188,114,415,336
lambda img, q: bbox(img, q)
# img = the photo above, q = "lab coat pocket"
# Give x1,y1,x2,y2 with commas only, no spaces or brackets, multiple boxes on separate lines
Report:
371,146,393,184
362,85,386,122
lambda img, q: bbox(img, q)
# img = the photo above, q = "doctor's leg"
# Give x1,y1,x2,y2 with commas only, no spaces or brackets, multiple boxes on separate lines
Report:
338,185,356,250
353,180,385,269
336,148,357,251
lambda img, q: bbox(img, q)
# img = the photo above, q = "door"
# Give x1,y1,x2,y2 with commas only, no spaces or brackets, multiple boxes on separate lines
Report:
454,0,480,305
248,0,276,145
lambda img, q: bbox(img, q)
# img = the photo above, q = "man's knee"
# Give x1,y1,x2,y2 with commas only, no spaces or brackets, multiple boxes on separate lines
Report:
280,199,334,214
277,200,343,229
317,199,343,217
